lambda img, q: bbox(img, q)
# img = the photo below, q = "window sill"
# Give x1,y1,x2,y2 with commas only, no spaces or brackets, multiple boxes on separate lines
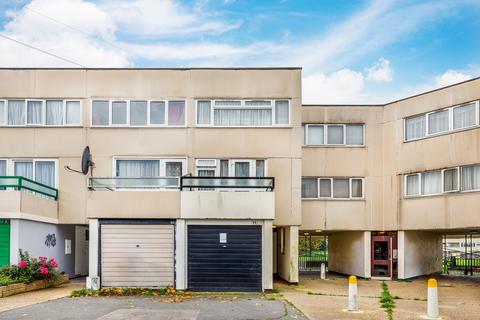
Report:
404,125,480,143
403,189,480,199
302,198,365,201
0,125,83,128
302,145,366,148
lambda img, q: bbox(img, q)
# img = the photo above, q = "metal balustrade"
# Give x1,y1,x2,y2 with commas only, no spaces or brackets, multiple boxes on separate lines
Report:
0,176,58,200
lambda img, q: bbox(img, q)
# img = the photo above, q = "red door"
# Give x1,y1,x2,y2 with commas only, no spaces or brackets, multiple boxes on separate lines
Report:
371,236,392,278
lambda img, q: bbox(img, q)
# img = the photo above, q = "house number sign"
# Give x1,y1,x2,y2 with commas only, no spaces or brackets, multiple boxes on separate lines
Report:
219,233,227,244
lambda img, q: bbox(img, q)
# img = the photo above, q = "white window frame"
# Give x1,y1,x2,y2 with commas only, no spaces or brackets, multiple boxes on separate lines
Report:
0,99,6,125
26,99,45,126
10,158,59,188
195,99,291,127
112,157,187,177
91,99,187,128
302,177,364,200
64,100,83,126
403,173,420,197
442,167,460,193
0,158,7,176
195,158,268,177
404,100,480,142
303,124,365,147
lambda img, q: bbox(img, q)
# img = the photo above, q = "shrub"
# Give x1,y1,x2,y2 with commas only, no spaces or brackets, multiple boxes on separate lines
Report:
0,249,60,286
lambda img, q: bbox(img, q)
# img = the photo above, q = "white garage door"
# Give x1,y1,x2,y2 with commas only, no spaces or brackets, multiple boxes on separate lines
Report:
101,224,174,288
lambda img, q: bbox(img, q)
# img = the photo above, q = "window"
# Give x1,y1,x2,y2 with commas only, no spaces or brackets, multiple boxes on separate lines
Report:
301,178,318,198
91,99,186,127
404,164,480,197
65,101,81,125
333,178,349,198
115,158,186,178
405,114,426,141
196,99,289,126
168,101,185,126
8,100,25,125
0,159,5,190
453,103,476,130
461,165,480,191
302,177,364,199
307,125,324,145
405,101,479,141
112,101,127,125
12,159,57,187
421,171,442,195
130,100,148,126
46,100,64,125
195,159,267,178
346,124,364,145
319,179,331,197
150,101,165,125
27,100,43,125
405,174,419,196
92,100,109,126
0,101,5,125
428,109,449,135
443,168,458,192
303,124,365,146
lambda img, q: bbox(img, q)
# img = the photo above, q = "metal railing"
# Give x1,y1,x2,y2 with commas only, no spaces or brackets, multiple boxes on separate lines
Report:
88,177,180,190
87,176,275,191
180,176,275,191
0,176,58,200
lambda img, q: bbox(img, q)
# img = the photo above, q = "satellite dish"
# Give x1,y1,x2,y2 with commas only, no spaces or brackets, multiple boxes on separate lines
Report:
65,146,93,175
81,146,92,175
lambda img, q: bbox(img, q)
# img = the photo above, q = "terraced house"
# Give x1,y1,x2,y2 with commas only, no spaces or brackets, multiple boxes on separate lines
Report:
0,68,479,291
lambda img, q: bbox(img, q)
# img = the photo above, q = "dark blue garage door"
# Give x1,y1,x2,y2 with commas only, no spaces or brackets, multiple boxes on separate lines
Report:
188,225,262,292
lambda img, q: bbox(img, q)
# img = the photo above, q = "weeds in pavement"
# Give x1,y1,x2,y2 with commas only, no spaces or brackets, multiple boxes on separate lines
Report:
70,287,192,298
379,281,395,320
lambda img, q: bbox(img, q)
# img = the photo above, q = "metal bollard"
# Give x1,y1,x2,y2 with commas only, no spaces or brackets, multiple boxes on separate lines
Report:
427,278,439,318
320,263,326,279
348,275,358,312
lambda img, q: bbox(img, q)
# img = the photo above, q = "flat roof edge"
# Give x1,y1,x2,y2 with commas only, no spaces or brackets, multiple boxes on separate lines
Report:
0,67,302,70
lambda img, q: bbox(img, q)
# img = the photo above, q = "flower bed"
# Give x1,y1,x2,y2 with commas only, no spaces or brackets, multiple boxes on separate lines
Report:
0,250,68,298
0,274,69,298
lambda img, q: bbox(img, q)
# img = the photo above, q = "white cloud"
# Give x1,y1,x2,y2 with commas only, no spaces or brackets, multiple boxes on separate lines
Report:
101,0,241,38
302,69,366,104
0,0,128,67
434,70,472,88
366,57,392,82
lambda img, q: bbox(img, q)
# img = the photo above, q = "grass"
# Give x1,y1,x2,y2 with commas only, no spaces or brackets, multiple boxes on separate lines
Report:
379,281,395,320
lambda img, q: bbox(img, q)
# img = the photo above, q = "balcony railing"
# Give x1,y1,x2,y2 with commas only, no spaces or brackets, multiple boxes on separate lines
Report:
88,177,180,190
180,176,275,191
87,176,275,191
0,176,58,200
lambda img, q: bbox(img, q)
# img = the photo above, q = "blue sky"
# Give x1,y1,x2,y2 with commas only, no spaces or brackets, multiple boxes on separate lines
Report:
1,0,479,103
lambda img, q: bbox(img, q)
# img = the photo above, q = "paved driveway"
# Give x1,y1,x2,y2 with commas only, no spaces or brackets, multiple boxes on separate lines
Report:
0,295,307,320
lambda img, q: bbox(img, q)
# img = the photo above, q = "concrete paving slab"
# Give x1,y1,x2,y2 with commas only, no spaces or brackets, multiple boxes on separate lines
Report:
97,308,200,320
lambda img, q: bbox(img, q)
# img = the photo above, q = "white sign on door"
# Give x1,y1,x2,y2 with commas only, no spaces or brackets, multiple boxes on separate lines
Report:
219,233,227,243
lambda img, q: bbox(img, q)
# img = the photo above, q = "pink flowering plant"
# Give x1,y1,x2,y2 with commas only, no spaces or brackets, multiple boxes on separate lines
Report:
0,250,60,286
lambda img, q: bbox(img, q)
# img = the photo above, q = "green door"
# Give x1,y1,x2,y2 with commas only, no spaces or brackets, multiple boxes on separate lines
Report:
0,221,10,267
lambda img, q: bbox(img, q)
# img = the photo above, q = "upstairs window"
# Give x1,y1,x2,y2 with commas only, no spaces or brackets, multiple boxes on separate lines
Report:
404,101,479,141
301,177,364,199
92,99,186,127
196,99,290,127
115,158,186,177
303,124,364,146
11,159,57,188
195,159,266,177
0,99,81,127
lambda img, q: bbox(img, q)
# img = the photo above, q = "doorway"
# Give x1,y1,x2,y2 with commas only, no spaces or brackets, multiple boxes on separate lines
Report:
75,226,89,276
371,232,397,279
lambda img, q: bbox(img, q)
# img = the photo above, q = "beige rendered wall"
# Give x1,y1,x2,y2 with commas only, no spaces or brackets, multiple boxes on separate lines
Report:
383,79,480,231
276,226,299,283
0,191,58,222
0,68,301,225
397,230,442,279
328,231,371,278
301,106,384,231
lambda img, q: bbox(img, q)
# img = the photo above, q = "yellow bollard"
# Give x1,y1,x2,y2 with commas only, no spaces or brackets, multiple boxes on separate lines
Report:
427,278,439,318
348,276,358,312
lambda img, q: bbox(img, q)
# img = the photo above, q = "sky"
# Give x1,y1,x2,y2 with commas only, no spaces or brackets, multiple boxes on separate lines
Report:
0,0,479,104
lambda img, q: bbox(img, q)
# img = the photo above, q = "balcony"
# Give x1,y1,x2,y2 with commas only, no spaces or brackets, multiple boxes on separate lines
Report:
86,176,275,220
0,176,59,222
